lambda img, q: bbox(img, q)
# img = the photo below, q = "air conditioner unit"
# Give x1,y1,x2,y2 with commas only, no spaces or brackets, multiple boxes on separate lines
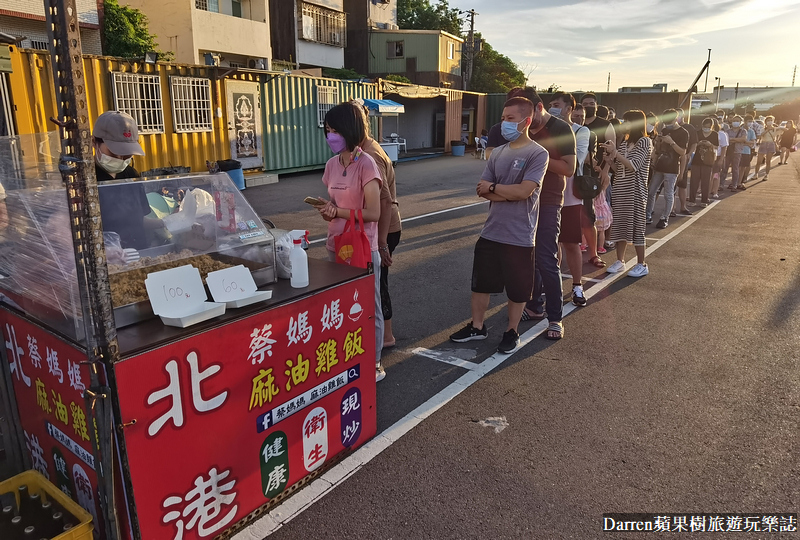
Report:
247,57,269,70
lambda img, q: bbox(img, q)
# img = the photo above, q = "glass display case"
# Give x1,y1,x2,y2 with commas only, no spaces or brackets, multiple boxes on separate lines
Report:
0,173,277,340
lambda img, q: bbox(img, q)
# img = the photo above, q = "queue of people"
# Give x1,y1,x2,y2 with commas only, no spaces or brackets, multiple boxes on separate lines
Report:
447,87,796,355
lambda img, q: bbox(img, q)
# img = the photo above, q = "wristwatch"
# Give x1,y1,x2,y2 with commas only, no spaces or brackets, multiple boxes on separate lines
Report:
489,182,497,193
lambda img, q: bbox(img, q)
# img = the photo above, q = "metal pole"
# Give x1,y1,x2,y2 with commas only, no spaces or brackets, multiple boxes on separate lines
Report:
43,0,122,538
793,65,796,87
734,83,739,112
607,72,610,92
704,49,711,92
715,78,721,111
461,9,477,91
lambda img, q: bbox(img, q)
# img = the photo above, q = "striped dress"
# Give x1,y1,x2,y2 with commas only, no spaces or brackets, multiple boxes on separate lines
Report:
609,137,652,246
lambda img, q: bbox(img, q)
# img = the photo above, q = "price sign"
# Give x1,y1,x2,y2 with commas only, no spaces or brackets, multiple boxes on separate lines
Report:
145,265,208,317
205,265,257,302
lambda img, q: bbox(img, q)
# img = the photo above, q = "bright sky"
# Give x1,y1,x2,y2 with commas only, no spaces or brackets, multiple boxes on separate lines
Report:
445,0,800,93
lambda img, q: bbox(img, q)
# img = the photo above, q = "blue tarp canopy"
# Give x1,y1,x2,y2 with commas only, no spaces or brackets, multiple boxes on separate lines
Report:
362,99,405,115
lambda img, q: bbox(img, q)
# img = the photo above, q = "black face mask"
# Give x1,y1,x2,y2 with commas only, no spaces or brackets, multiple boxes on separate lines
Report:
584,106,597,118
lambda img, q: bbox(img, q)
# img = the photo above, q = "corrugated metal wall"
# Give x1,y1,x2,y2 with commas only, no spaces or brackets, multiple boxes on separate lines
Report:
444,89,462,152
262,75,378,173
485,93,506,129
8,46,230,174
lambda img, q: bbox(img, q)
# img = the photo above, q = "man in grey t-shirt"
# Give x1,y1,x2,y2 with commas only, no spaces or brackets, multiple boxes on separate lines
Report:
450,97,549,354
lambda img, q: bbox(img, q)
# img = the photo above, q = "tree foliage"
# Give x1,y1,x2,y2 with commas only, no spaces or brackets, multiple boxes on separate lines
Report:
397,0,462,36
322,67,366,80
103,0,172,60
469,36,526,94
385,74,412,84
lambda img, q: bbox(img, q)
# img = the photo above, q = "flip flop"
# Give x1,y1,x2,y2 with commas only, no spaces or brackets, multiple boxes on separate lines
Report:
546,321,564,340
597,247,607,254
382,341,396,349
588,255,606,268
521,309,546,322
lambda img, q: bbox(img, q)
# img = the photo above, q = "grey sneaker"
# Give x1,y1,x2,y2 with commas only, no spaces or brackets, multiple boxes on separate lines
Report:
450,322,488,342
656,218,668,229
646,215,653,225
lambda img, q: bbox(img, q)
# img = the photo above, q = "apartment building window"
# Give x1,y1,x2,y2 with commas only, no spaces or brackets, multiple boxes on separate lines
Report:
299,2,347,48
447,42,455,60
195,0,219,12
316,86,339,128
111,72,165,134
232,0,241,17
170,77,213,133
387,41,404,59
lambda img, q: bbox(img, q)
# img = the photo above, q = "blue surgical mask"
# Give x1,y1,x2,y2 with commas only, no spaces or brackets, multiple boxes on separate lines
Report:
501,119,527,142
548,107,562,118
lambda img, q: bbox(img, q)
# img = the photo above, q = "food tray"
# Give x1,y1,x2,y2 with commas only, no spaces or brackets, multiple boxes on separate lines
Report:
0,469,93,540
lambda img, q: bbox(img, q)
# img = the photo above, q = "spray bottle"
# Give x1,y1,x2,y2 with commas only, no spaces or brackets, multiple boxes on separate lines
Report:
289,230,310,288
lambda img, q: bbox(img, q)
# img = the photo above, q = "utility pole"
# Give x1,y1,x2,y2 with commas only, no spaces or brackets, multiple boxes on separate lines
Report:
704,49,711,92
459,9,478,91
793,65,797,87
734,82,739,112
607,72,610,92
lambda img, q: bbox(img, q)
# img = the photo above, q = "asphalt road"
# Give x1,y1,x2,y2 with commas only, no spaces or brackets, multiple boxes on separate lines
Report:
237,153,800,539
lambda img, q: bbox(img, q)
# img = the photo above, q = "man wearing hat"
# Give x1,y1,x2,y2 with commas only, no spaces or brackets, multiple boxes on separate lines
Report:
93,111,160,249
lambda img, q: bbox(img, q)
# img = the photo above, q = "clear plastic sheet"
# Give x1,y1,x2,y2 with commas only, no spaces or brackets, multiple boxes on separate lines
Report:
0,155,276,337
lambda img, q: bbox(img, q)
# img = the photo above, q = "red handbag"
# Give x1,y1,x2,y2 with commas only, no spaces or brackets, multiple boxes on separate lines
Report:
334,210,371,268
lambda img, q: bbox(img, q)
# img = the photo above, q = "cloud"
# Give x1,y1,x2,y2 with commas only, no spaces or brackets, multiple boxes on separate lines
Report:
453,0,800,64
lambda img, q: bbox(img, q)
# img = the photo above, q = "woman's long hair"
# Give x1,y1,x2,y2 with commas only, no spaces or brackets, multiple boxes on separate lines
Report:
623,110,647,146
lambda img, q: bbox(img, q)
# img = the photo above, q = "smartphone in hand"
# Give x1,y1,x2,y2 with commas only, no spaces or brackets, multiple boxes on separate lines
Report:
304,196,325,207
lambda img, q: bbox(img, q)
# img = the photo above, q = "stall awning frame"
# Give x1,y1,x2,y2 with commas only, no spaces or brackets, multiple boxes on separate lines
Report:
362,98,405,116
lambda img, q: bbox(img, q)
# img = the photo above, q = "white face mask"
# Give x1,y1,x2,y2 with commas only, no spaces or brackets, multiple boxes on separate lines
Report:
96,148,132,174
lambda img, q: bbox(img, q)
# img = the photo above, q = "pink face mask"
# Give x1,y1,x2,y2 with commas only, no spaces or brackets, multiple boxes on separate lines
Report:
326,132,347,154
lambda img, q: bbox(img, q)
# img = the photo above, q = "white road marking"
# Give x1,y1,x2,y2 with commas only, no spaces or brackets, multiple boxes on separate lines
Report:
234,182,721,539
307,201,487,244
409,347,479,370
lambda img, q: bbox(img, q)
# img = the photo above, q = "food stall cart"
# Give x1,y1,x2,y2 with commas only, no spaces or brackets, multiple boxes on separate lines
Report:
363,99,406,164
0,3,377,539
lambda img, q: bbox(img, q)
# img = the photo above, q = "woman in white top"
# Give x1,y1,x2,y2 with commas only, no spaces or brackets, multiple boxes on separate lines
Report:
711,118,728,198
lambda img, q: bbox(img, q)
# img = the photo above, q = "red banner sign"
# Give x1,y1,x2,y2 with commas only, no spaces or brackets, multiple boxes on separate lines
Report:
114,275,377,540
1,309,101,524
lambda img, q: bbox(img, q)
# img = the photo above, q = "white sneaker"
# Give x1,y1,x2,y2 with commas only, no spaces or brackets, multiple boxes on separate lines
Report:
606,260,626,274
627,263,649,277
376,365,386,382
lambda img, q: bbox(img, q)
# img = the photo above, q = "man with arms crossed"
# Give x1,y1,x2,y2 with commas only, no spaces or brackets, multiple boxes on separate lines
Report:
450,97,548,354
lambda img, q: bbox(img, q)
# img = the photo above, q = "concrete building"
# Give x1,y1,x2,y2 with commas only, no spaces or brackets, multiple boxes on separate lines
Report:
619,84,668,93
365,29,462,88
125,0,272,68
343,0,397,74
270,0,346,70
0,0,102,55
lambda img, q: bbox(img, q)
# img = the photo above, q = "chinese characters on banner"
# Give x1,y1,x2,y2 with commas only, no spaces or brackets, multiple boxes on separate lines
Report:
0,310,101,525
114,276,377,540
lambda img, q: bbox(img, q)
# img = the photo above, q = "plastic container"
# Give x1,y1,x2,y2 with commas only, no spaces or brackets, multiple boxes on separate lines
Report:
289,230,309,288
450,141,466,157
217,159,245,190
0,470,93,540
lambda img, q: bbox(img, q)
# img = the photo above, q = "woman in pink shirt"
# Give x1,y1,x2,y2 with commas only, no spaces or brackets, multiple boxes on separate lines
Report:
316,102,386,381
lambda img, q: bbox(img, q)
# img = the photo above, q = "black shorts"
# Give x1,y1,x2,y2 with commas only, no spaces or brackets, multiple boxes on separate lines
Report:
558,204,583,244
471,237,535,303
740,153,754,166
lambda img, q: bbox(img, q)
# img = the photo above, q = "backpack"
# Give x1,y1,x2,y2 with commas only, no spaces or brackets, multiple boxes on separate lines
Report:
697,140,716,166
